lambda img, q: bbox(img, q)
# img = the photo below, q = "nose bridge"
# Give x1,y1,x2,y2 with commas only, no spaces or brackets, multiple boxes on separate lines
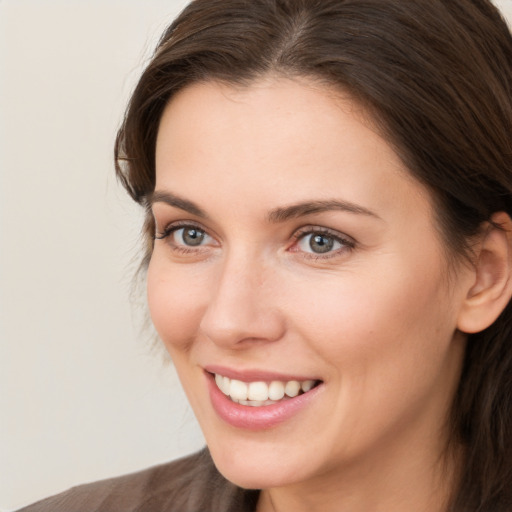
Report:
199,246,284,347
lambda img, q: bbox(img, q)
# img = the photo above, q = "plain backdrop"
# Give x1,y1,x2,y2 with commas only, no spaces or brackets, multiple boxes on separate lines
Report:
0,1,204,510
1,0,512,510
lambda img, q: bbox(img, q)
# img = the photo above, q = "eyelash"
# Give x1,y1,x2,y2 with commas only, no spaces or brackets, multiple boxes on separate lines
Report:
154,221,212,254
154,222,355,259
290,227,355,260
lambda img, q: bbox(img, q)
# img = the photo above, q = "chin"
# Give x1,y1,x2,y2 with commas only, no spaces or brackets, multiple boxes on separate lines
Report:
214,458,296,490
206,436,315,490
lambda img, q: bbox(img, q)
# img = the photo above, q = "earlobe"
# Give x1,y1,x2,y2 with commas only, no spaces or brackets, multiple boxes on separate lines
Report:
457,212,512,334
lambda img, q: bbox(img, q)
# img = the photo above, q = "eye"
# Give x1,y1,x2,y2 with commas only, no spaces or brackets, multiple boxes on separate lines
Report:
173,226,209,246
293,228,354,257
155,223,214,249
298,232,342,254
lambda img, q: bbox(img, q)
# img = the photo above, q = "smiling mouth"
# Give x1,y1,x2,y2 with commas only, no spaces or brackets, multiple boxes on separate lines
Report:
212,373,322,407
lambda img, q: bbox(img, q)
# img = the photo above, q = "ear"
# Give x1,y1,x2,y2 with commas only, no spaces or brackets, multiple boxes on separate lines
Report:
457,212,512,334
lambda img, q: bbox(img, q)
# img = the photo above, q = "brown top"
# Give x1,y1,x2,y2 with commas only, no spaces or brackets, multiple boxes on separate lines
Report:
18,449,260,512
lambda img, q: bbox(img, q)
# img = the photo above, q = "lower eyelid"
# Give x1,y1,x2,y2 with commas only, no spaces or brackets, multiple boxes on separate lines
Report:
156,223,353,257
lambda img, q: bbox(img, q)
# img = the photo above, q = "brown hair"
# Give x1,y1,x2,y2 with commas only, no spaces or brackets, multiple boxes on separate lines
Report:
115,1,512,509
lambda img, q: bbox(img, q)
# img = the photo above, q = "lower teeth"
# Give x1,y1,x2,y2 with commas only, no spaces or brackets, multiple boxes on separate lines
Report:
237,399,277,407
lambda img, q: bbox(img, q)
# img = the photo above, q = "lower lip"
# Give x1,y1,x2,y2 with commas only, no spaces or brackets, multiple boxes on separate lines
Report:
206,372,323,430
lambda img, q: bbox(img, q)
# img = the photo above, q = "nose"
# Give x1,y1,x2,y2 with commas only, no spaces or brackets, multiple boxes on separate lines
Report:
199,252,286,349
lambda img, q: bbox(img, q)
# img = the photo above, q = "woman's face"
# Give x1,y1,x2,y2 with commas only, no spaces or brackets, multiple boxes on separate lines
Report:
148,78,470,491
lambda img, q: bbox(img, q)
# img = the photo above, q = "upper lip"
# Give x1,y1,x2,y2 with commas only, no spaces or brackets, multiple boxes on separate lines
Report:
204,364,322,383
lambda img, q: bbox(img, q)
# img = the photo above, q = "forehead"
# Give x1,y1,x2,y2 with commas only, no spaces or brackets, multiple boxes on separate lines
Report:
154,78,430,224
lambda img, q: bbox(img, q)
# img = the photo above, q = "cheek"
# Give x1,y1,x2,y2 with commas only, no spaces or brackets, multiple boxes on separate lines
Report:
283,255,456,374
146,256,209,351
279,261,461,448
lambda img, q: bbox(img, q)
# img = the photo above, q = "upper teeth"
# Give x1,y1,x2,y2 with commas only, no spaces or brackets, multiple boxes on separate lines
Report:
214,374,316,402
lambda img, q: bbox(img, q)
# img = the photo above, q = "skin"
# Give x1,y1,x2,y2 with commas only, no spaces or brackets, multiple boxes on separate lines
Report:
147,77,476,512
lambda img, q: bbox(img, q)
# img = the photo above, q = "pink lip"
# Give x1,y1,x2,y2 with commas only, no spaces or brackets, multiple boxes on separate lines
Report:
205,364,320,383
205,370,324,430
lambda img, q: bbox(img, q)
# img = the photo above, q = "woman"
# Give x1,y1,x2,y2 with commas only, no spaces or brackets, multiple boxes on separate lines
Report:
20,0,512,511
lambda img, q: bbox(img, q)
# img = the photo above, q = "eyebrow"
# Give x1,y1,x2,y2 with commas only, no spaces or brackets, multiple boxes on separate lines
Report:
150,190,381,223
149,191,208,218
267,199,381,223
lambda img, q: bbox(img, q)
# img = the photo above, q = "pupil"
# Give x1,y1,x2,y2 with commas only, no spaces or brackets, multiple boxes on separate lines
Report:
310,234,334,253
183,228,204,246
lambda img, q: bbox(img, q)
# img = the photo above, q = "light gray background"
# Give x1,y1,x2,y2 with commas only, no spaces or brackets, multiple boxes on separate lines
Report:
0,1,204,510
1,0,511,510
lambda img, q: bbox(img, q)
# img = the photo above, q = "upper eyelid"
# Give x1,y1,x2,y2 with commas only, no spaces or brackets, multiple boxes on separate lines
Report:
292,225,355,243
156,219,209,235
166,219,205,230
154,218,355,246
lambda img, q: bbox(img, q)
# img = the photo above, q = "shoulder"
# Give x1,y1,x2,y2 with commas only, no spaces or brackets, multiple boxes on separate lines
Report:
17,449,259,512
